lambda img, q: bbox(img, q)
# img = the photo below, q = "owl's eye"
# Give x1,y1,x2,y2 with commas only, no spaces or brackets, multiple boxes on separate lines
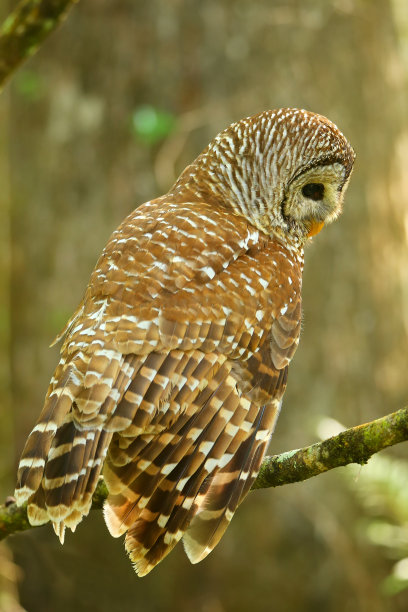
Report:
302,183,325,201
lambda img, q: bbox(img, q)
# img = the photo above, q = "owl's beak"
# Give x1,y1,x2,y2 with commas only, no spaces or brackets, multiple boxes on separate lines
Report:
307,220,325,237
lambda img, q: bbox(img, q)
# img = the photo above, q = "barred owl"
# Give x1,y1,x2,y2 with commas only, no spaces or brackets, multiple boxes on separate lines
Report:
15,108,354,576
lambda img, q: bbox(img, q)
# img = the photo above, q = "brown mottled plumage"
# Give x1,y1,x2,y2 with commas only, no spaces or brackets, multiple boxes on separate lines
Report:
15,108,355,576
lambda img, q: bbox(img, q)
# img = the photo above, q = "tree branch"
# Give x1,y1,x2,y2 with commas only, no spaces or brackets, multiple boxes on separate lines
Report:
252,406,408,489
0,0,78,91
1,406,407,541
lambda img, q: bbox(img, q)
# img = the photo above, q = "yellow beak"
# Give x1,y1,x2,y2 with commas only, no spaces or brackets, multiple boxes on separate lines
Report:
307,220,325,237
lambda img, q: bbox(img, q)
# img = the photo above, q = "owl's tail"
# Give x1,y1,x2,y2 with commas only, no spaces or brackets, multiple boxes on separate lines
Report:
14,348,131,543
102,352,280,576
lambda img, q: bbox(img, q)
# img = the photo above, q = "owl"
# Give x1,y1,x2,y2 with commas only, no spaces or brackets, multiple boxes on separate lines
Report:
15,108,355,576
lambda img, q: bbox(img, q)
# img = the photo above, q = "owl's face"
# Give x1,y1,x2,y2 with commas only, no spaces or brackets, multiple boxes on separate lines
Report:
280,160,351,240
177,108,355,245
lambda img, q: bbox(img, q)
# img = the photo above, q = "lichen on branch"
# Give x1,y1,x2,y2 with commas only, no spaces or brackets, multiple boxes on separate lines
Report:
253,406,408,489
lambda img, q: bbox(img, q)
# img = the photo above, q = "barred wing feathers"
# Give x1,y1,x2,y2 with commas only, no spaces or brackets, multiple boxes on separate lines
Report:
15,197,302,573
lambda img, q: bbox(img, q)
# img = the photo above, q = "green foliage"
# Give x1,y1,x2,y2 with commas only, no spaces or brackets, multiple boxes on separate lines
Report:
382,558,408,596
131,105,176,145
346,454,408,596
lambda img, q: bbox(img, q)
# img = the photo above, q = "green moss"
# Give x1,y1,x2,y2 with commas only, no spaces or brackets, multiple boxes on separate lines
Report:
0,502,32,541
0,15,17,35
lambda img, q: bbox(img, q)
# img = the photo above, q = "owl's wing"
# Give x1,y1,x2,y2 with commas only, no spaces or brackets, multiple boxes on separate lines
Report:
102,341,290,576
98,202,301,574
15,197,302,571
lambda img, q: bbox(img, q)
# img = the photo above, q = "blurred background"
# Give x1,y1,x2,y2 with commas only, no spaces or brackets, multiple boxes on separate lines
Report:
1,0,408,610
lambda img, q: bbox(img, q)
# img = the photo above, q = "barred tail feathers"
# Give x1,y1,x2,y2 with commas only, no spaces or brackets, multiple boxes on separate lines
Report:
15,357,80,509
182,399,281,564
103,357,275,576
15,347,131,540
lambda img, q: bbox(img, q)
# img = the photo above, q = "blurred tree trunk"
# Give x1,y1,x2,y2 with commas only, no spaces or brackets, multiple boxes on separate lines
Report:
0,88,11,499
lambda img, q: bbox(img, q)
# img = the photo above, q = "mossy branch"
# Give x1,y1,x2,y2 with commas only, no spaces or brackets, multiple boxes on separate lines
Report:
252,406,408,489
1,406,407,542
0,0,78,91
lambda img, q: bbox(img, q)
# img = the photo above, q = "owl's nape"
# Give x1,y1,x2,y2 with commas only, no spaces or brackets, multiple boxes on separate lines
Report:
15,108,355,576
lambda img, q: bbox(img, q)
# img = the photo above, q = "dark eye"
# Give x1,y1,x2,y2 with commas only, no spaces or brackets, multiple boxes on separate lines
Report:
302,183,325,201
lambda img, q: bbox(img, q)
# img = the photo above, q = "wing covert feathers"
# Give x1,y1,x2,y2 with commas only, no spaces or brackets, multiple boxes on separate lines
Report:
15,196,303,575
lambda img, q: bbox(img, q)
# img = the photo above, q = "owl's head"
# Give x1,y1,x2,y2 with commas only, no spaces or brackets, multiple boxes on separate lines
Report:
175,108,355,245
